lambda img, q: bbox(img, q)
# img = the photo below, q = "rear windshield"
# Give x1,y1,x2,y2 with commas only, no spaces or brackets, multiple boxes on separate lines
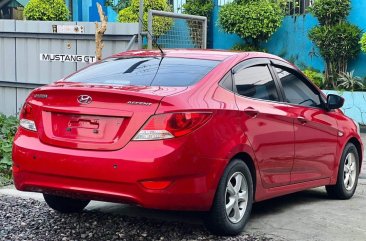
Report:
65,57,220,87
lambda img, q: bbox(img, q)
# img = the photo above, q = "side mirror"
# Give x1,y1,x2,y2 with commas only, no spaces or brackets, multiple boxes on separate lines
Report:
327,94,344,110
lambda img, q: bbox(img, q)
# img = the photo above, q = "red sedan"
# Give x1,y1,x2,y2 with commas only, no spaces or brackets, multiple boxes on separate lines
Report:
12,49,363,235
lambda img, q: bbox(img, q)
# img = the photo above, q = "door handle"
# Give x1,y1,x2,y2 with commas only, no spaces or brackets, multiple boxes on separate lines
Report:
244,108,259,117
297,116,308,124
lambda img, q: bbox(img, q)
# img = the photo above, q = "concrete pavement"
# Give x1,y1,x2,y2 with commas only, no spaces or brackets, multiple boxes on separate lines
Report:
1,134,366,241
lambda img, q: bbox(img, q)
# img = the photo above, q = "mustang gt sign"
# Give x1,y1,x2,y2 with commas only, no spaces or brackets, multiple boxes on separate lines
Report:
40,53,97,63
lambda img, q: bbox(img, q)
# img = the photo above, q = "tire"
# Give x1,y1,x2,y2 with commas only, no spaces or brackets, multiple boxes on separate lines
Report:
204,159,253,236
326,143,360,200
43,193,90,213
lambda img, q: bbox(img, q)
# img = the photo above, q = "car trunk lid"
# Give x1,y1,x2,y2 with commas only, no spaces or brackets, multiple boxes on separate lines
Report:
28,84,187,150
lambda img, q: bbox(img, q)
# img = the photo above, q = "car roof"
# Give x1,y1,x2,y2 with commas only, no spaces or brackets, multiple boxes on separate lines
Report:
112,49,283,62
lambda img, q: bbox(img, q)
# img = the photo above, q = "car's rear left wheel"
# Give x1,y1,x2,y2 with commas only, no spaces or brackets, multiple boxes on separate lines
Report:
43,194,90,213
204,159,253,236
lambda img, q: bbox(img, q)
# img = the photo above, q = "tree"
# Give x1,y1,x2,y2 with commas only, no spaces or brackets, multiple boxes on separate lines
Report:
24,0,69,21
308,0,362,88
309,0,350,26
183,0,213,19
182,0,214,48
118,0,172,38
218,0,284,49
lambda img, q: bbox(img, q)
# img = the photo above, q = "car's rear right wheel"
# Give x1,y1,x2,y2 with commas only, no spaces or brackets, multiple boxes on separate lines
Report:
43,193,90,213
204,159,253,236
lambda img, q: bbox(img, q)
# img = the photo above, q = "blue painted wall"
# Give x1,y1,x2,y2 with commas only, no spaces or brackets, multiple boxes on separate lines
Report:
348,0,366,77
72,0,118,22
212,0,366,77
323,90,366,125
263,15,324,71
211,4,242,49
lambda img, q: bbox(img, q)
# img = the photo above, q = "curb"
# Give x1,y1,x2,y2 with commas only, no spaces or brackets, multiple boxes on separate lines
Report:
0,185,44,201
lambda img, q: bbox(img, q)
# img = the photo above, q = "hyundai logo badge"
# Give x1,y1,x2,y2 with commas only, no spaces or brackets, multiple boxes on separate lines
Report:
77,95,92,104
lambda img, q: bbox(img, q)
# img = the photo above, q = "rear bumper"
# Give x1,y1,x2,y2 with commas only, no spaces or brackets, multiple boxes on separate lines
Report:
12,128,227,211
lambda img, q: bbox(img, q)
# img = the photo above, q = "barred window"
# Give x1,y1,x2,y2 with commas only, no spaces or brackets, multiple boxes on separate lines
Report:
173,0,186,13
285,0,314,15
218,0,234,7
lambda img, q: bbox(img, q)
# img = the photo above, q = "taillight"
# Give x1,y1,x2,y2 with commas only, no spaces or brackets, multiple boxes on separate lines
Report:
133,112,212,141
19,103,37,132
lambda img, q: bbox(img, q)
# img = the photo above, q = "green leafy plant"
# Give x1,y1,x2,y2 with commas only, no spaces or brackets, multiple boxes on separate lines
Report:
183,0,213,18
308,0,361,89
231,43,266,52
309,23,362,87
218,0,284,48
182,0,214,48
337,70,364,91
360,33,366,53
308,0,350,26
0,114,18,186
24,0,70,21
118,0,173,38
303,69,325,88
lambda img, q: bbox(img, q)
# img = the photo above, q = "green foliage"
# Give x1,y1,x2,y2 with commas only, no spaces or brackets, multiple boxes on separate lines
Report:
303,69,325,88
182,0,214,19
308,0,350,26
182,0,214,48
0,114,18,185
337,71,364,91
308,0,361,89
118,0,173,37
218,0,284,48
309,23,361,63
24,0,70,21
0,173,12,186
360,33,366,53
105,0,131,13
231,43,266,52
309,23,362,88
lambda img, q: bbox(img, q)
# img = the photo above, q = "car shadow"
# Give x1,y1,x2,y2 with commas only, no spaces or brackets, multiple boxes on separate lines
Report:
86,187,330,225
251,187,329,218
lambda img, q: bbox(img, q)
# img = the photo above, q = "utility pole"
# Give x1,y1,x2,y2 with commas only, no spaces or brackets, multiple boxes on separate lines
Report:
138,0,143,49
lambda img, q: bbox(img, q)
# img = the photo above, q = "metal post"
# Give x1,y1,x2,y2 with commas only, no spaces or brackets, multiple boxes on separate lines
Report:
125,34,137,51
138,0,143,49
147,10,153,49
202,18,207,49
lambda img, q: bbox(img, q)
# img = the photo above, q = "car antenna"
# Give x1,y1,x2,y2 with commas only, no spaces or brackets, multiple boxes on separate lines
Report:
137,15,165,57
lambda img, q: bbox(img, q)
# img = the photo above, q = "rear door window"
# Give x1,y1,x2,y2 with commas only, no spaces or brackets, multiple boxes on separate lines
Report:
66,57,219,87
233,65,280,101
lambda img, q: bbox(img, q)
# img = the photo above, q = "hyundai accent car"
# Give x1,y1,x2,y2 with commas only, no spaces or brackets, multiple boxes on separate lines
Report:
12,49,363,235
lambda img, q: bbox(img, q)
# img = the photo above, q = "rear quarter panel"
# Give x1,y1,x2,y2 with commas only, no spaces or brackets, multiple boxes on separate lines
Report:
155,56,266,203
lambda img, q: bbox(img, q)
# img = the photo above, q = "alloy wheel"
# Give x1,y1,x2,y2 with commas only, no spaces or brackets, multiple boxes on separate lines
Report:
225,172,248,223
344,152,357,191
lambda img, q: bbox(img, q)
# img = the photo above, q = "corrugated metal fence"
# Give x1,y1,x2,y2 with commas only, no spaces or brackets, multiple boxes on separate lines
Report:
0,20,139,116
